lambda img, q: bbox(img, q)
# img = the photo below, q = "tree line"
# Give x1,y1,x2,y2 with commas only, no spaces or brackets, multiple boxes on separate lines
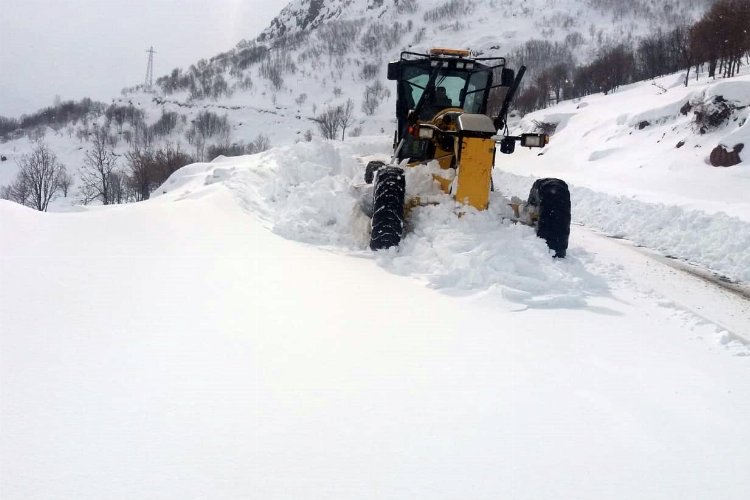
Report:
1,128,271,210
513,0,750,114
0,98,105,141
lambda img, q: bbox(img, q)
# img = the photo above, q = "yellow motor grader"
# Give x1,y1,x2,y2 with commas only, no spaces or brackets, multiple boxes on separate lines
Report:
364,48,570,257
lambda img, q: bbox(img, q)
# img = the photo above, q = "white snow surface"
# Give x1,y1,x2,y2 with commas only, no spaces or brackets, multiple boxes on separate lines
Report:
2,137,750,500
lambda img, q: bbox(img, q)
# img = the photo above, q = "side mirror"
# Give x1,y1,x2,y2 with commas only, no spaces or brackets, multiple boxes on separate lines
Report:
499,137,515,154
387,61,400,81
501,68,515,87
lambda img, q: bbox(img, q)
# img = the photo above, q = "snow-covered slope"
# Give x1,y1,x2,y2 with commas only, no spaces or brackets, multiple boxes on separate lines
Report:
259,0,710,47
498,69,750,280
2,137,749,500
509,72,750,218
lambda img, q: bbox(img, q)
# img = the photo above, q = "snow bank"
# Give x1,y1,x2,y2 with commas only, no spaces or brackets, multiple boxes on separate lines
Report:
497,172,750,282
501,71,750,282
157,132,750,289
157,138,605,308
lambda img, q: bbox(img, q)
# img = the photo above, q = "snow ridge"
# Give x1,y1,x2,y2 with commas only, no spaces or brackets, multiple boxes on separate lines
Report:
158,131,750,288
497,172,750,283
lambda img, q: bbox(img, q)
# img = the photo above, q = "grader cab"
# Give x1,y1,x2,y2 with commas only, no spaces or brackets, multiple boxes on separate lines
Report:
364,48,571,257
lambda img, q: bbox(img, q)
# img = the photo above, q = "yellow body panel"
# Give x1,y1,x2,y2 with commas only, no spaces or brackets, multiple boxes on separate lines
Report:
433,174,453,192
453,137,495,210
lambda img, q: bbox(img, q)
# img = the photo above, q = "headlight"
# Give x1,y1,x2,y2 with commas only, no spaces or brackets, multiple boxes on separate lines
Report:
418,127,434,139
520,133,548,148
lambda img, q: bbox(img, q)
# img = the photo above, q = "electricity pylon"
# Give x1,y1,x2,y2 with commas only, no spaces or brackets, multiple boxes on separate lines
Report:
144,46,156,90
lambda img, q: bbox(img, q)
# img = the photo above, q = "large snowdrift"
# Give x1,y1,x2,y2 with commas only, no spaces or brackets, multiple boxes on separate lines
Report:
155,132,750,286
156,138,607,308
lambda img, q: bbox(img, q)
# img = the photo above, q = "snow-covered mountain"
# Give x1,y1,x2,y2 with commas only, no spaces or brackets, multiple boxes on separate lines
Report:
258,0,713,43
1,0,718,162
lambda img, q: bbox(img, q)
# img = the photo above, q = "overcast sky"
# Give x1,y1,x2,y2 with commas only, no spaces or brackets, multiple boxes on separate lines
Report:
0,0,290,117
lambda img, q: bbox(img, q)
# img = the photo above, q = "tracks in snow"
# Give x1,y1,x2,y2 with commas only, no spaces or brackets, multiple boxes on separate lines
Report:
576,225,750,345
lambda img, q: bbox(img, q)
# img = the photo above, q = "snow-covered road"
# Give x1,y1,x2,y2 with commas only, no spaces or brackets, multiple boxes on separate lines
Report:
2,139,749,500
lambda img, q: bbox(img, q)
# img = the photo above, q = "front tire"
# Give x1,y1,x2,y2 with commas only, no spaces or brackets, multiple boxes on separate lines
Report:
528,178,571,258
364,160,385,184
369,166,405,250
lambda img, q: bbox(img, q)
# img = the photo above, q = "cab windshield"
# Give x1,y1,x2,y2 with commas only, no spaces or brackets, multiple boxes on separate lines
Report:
400,64,491,119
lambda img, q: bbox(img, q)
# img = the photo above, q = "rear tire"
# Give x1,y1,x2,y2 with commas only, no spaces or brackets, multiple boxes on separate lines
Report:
528,178,571,258
369,167,405,250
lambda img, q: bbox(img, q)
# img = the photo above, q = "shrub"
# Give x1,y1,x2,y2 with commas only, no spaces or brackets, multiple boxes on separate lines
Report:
105,103,145,132
360,63,379,80
187,111,231,144
205,134,271,161
424,0,472,22
692,96,734,134
397,0,418,14
361,80,390,115
150,111,180,137
125,143,194,200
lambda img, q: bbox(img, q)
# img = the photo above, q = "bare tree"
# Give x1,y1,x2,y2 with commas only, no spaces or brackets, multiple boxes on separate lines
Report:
689,0,750,79
79,127,119,205
125,145,153,201
107,170,126,204
1,175,31,207
58,169,73,197
362,81,390,115
193,134,206,162
314,100,356,141
250,134,271,153
9,142,68,211
314,106,342,140
338,99,354,141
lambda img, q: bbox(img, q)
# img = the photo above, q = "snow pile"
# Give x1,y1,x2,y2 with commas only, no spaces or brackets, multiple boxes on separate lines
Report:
221,138,388,246
157,137,605,307
376,199,604,307
497,171,750,282
159,128,750,289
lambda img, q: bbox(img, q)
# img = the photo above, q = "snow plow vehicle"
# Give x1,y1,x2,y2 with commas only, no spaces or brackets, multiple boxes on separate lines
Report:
364,48,571,257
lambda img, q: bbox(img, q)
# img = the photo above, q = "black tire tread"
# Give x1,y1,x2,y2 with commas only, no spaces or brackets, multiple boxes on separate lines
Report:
529,178,571,258
369,167,405,250
364,160,386,184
